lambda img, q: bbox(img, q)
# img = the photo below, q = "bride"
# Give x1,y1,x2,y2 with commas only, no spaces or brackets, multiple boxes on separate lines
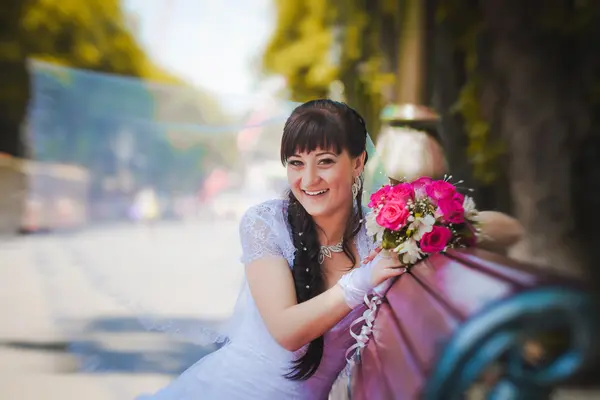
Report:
136,99,405,399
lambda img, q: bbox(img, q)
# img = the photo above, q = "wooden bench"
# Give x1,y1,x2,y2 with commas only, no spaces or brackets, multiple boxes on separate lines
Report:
349,248,600,399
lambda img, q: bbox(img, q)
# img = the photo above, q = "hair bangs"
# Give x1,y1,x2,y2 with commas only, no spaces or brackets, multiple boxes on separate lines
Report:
280,110,348,165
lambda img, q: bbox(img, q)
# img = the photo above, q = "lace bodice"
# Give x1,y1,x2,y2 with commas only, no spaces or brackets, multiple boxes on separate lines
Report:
238,199,297,265
239,198,373,267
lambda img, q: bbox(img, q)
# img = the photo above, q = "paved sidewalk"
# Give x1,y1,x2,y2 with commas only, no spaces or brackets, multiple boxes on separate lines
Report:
0,221,243,399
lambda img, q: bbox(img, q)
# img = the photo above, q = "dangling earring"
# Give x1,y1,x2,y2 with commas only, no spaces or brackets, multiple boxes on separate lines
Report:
351,175,362,198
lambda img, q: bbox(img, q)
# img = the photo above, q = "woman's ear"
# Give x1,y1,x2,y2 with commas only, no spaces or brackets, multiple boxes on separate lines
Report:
353,151,366,175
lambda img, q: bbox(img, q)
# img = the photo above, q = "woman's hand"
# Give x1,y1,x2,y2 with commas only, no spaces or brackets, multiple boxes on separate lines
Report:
337,248,406,308
367,249,406,288
362,247,407,286
362,247,382,264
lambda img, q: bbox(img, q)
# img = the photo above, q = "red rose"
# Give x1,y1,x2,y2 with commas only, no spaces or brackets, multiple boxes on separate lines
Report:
419,225,452,253
369,185,392,208
425,180,457,204
388,182,414,203
376,200,410,230
438,193,465,224
411,176,433,197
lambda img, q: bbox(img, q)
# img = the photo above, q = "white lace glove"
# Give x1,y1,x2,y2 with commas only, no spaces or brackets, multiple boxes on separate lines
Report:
372,276,395,297
337,253,386,308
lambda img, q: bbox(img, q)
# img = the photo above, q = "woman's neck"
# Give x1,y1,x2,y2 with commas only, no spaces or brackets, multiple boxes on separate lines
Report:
313,203,354,246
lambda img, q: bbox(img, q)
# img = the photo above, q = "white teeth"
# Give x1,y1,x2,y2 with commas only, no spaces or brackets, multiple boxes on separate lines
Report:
304,189,328,196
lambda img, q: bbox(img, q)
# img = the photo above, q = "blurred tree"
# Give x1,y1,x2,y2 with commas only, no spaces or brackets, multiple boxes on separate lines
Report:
263,0,396,137
263,0,497,203
263,1,335,101
469,0,600,283
0,0,30,158
0,0,149,158
431,0,512,213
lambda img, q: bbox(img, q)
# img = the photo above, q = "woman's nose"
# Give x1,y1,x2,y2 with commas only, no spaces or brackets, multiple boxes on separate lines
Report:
301,165,319,187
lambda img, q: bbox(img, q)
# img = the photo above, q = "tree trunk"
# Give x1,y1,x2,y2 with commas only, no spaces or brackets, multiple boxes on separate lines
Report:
479,0,600,284
431,1,513,214
431,16,474,188
0,1,30,158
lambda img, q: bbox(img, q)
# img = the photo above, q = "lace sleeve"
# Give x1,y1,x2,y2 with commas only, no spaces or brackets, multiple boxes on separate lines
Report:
239,202,285,265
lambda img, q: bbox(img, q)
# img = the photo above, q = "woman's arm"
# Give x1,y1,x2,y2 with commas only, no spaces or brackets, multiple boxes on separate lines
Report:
246,257,350,352
246,252,404,352
239,203,402,351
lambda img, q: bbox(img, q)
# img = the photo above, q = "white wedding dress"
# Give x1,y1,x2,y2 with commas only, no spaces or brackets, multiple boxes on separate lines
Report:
136,199,375,400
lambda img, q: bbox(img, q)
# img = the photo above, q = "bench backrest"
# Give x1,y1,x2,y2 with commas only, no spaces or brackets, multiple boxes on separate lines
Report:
350,248,598,399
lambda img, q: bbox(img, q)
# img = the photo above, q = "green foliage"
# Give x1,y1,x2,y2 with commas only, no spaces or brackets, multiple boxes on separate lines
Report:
265,0,502,178
262,0,396,137
450,73,501,184
436,1,501,184
19,0,145,74
438,0,600,184
263,0,338,100
382,228,401,250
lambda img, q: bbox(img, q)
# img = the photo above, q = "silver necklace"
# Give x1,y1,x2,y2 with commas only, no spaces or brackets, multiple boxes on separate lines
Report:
318,240,344,264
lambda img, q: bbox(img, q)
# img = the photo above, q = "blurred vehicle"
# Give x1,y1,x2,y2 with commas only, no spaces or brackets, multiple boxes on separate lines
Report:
1,154,91,233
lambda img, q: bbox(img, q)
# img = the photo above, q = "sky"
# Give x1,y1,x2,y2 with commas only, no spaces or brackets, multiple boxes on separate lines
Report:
124,0,277,112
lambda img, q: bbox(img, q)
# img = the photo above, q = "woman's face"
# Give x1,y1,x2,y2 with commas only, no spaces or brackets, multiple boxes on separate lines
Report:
286,147,364,219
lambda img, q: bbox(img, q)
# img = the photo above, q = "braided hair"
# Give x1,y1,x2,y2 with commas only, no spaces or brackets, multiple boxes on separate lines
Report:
280,99,369,380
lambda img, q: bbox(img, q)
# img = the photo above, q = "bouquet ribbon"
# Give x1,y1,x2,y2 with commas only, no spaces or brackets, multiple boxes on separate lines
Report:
345,294,383,363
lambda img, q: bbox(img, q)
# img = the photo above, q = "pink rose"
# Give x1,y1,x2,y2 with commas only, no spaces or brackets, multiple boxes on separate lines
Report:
411,176,433,196
368,185,392,208
438,192,465,224
419,225,453,253
425,180,457,203
376,200,410,230
388,182,414,203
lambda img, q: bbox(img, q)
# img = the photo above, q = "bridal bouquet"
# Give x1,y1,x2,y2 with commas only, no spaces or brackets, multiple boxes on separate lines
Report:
365,176,480,266
345,176,480,367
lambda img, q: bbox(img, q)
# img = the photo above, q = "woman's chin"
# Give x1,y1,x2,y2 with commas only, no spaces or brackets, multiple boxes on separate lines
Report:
299,198,330,218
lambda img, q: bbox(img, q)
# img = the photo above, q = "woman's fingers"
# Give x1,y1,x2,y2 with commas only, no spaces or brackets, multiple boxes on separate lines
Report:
385,266,407,279
362,247,382,264
373,264,407,287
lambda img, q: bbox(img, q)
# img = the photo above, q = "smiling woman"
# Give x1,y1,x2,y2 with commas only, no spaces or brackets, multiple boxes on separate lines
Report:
281,102,367,223
136,99,406,400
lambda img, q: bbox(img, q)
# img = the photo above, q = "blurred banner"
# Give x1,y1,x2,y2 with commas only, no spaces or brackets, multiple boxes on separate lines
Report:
23,59,299,230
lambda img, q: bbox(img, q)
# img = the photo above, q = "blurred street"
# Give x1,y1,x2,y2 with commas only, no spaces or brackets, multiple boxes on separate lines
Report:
0,221,245,400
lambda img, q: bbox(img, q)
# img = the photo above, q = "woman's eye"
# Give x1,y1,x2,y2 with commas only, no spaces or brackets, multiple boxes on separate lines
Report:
319,158,335,165
289,160,303,167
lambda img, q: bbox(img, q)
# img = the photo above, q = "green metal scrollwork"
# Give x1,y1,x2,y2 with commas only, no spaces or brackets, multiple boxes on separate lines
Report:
424,288,600,400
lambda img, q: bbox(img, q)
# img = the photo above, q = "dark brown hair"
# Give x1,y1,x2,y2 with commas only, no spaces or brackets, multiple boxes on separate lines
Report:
280,99,369,380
